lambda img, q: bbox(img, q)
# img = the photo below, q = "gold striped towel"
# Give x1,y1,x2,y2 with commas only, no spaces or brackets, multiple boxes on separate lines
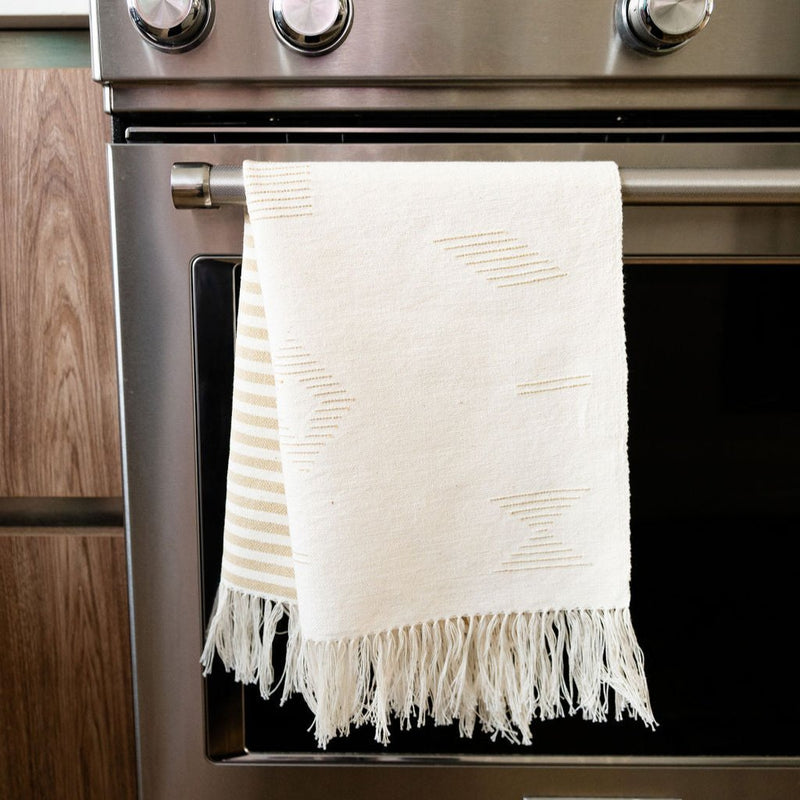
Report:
200,217,297,698
202,160,655,748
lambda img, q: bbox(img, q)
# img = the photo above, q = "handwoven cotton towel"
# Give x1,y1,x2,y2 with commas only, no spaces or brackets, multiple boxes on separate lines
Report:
202,160,654,747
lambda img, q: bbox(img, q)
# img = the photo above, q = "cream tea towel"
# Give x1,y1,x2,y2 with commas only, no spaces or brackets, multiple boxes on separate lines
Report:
202,160,655,748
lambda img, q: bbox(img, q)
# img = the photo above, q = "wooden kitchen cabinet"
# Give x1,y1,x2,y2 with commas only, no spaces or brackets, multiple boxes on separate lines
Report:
0,68,135,798
0,68,121,498
0,530,136,800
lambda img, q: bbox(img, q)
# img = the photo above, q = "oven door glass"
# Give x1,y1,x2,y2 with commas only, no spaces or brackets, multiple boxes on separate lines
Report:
193,255,800,760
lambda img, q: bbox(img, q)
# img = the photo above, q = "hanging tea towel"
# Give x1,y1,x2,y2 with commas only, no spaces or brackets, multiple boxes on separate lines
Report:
202,160,655,748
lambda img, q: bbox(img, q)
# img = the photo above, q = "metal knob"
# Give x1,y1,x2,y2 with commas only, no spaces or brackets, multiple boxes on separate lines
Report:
270,0,353,55
616,0,713,54
127,0,214,53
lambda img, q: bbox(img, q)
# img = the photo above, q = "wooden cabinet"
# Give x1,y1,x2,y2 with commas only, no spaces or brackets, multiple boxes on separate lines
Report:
0,68,121,498
0,69,135,798
0,531,136,800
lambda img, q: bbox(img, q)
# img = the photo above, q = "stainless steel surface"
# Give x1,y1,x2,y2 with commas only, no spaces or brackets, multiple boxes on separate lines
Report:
270,0,352,54
126,0,213,52
170,162,212,208
105,83,800,115
169,162,800,209
128,125,800,138
90,0,800,86
207,164,247,206
648,0,709,34
621,168,800,204
617,0,712,53
111,140,800,799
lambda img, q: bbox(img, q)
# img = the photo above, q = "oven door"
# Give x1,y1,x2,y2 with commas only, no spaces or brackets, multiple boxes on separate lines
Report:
108,141,800,800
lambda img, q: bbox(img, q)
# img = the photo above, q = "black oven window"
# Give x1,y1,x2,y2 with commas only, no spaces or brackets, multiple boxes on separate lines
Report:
194,258,799,759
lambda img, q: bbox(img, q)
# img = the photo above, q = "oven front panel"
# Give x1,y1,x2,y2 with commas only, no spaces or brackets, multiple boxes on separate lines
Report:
91,0,800,115
109,142,800,799
92,1,800,85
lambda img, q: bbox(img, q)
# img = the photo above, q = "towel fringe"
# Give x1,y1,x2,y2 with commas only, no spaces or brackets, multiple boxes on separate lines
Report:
294,607,655,748
200,582,298,700
202,598,655,748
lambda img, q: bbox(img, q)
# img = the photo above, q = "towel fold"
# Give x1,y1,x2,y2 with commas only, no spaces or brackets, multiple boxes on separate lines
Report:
202,160,654,747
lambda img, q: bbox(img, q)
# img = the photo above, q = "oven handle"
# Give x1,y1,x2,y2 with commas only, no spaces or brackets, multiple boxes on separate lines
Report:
170,162,800,209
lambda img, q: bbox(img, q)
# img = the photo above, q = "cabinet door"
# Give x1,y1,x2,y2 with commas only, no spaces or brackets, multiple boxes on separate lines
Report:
0,68,121,497
0,531,136,800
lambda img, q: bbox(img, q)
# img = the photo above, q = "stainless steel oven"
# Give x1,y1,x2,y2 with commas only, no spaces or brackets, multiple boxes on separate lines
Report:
91,1,800,797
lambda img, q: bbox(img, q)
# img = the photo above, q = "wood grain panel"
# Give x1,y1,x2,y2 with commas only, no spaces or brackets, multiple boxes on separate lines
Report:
0,530,137,800
0,68,121,497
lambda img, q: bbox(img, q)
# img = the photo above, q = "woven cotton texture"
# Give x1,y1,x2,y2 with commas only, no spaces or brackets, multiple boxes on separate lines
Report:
202,160,655,747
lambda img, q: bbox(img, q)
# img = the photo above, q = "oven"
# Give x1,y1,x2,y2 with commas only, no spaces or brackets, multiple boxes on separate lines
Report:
91,1,800,798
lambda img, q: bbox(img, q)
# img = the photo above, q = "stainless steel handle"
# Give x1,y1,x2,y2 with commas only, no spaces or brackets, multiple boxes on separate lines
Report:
621,169,800,204
170,163,800,209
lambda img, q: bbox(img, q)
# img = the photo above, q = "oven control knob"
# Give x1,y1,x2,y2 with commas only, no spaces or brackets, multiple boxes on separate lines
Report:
270,0,353,55
616,0,713,54
127,0,214,53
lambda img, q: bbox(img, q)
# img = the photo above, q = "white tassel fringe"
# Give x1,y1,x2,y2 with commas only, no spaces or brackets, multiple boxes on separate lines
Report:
202,594,655,749
200,582,298,702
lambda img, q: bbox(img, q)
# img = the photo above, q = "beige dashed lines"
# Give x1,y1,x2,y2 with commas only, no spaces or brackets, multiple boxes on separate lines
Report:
273,340,353,472
432,230,506,244
491,488,591,573
465,251,541,266
442,236,516,251
456,244,529,259
517,375,592,396
435,230,567,288
480,262,552,275
246,163,313,220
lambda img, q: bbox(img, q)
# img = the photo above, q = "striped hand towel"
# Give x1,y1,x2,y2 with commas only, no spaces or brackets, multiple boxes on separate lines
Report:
202,160,655,748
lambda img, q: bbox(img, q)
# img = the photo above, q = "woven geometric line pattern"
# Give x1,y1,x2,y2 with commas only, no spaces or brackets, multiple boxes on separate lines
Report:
491,488,592,573
434,230,567,288
273,339,354,473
